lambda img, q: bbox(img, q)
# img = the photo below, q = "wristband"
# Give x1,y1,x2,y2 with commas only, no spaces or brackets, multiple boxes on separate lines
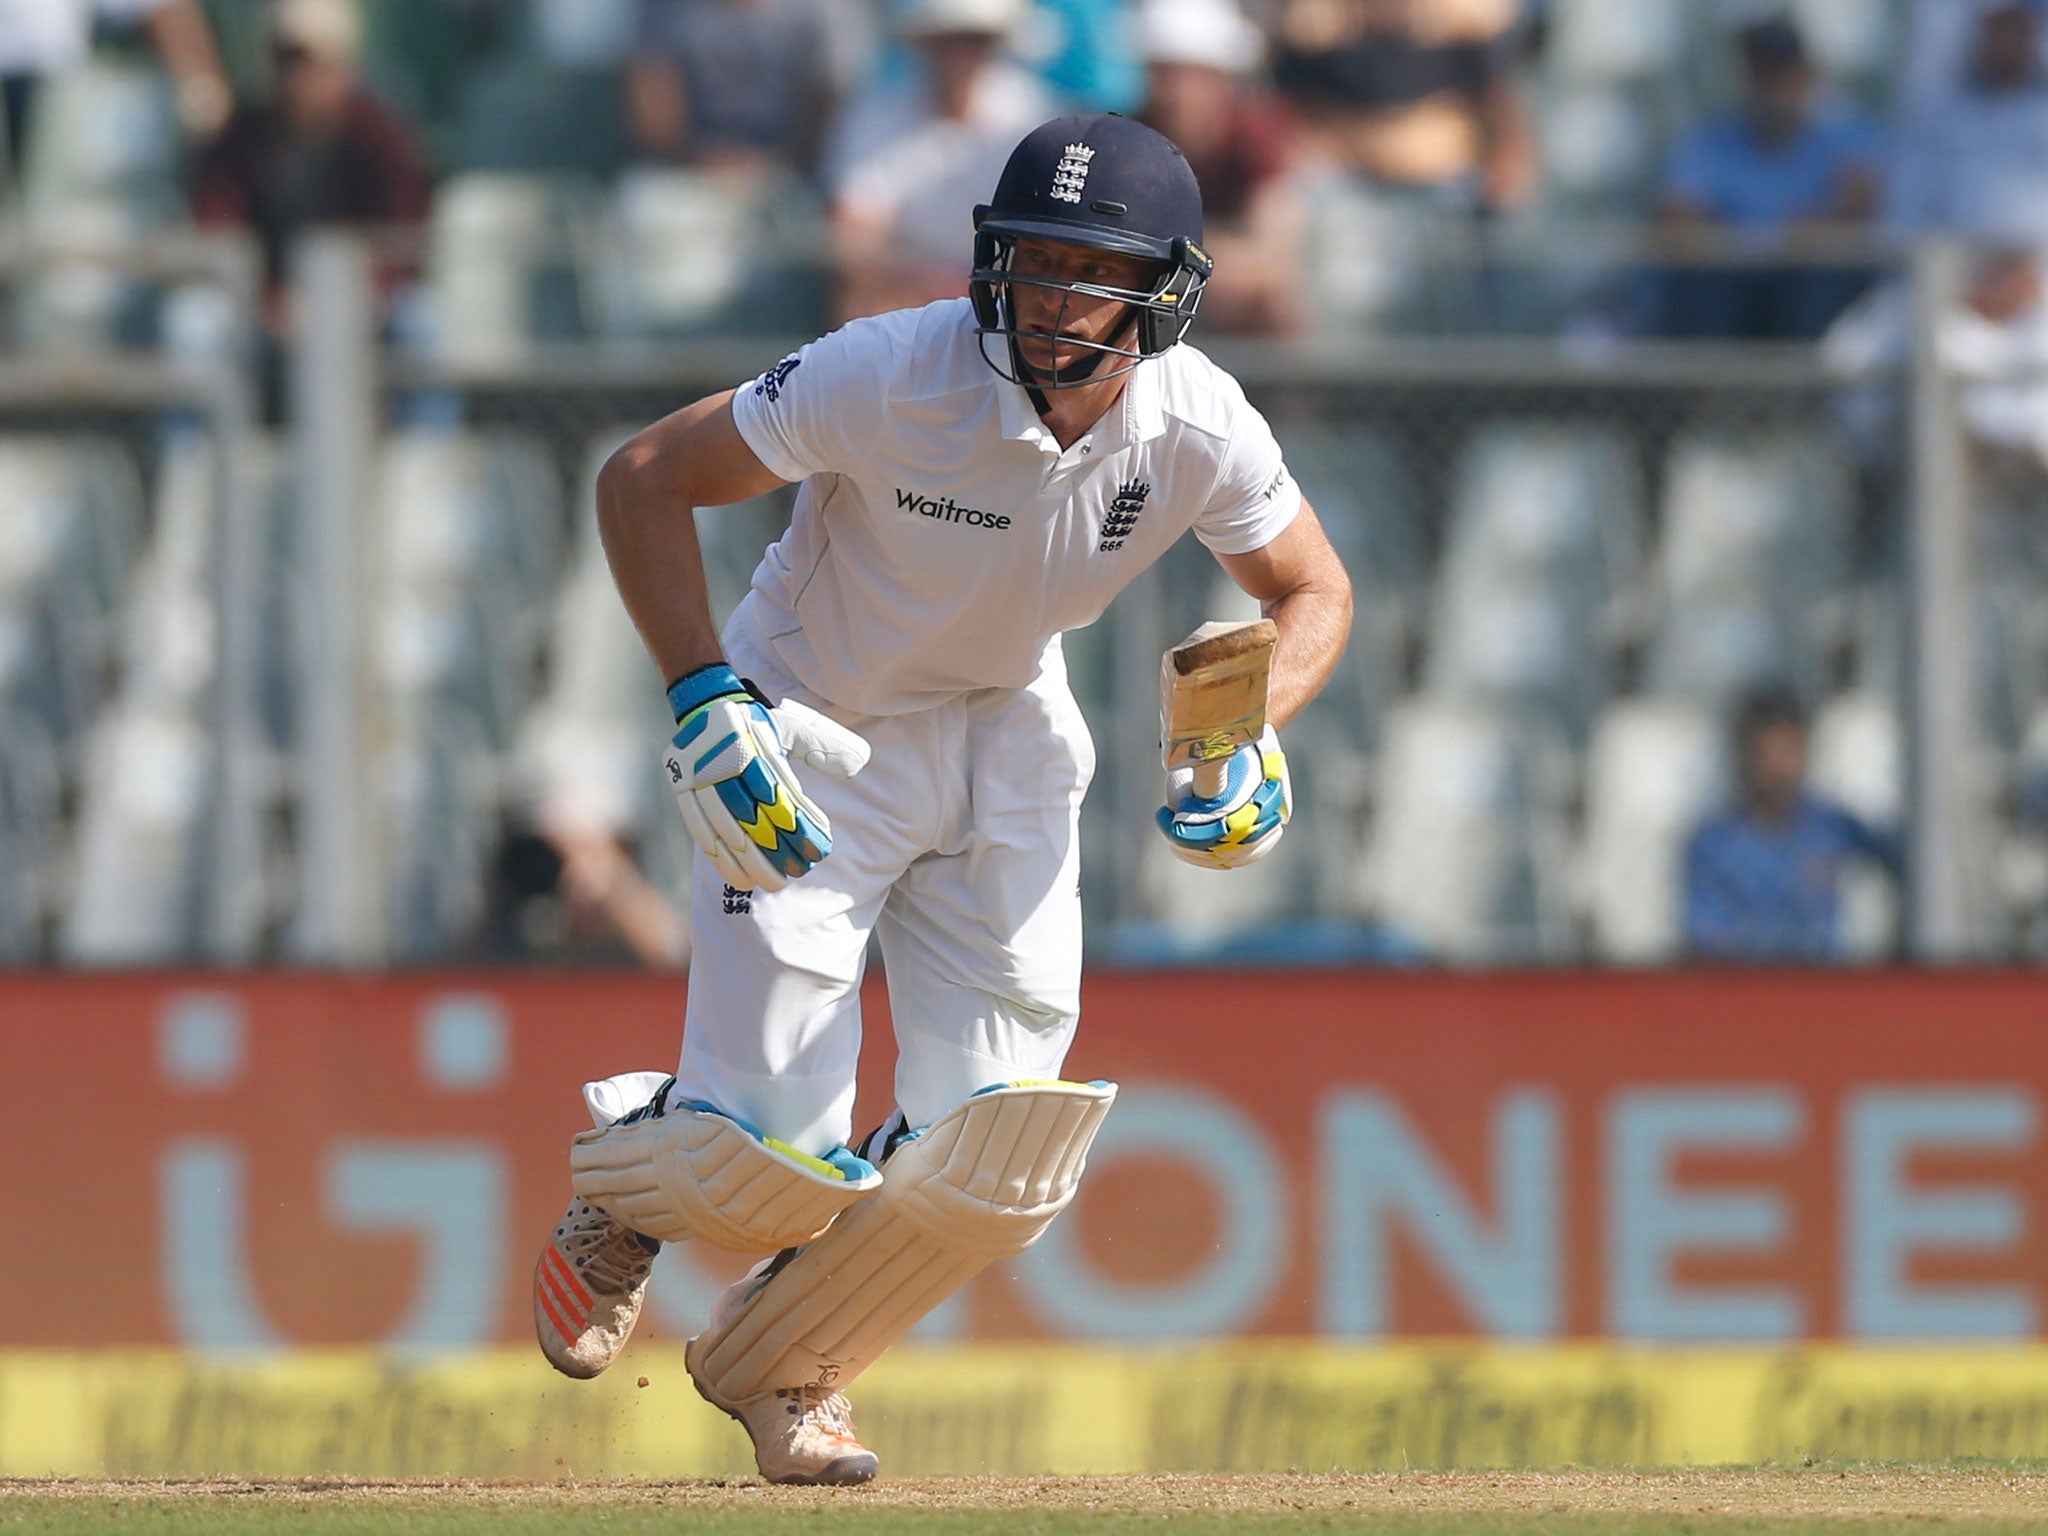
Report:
666,663,744,721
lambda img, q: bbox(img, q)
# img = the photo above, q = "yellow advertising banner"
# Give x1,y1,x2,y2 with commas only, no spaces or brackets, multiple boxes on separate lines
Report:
6,1345,2048,1479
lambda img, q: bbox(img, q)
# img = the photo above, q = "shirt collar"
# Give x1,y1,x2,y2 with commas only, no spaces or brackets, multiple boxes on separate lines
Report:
996,371,1052,446
995,354,1168,450
1123,353,1166,446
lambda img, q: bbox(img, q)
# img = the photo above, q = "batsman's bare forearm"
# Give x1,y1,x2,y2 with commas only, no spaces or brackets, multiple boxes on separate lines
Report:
1264,576,1352,729
1216,499,1353,730
596,390,788,687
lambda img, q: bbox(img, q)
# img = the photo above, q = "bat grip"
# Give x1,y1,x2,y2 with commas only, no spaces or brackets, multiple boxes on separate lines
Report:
1192,758,1230,800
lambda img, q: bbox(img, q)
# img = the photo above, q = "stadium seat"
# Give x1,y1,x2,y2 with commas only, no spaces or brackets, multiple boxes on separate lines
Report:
366,430,569,954
1846,583,1903,698
1809,687,1903,963
0,436,143,750
1644,598,1805,703
1659,427,1852,597
61,432,292,963
1658,427,1853,598
1297,169,1435,334
384,710,501,960
374,428,563,745
1646,427,1855,705
60,704,210,962
1790,0,1898,85
1424,423,1643,735
1536,89,1659,208
1811,689,1904,826
13,64,183,353
1426,577,1598,729
1577,698,1727,963
18,63,180,219
0,716,61,963
1976,580,2048,750
1546,0,1688,84
1360,699,1576,962
1443,421,1644,597
424,173,608,360
599,166,828,339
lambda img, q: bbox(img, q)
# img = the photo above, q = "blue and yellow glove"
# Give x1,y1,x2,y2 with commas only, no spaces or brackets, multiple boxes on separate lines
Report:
1155,725,1291,870
663,664,870,892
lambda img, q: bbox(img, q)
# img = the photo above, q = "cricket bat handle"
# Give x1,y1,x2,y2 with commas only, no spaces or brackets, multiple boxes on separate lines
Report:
1192,756,1230,800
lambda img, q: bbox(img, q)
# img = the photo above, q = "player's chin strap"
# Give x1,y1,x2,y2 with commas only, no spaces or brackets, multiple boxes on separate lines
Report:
688,1079,1116,1403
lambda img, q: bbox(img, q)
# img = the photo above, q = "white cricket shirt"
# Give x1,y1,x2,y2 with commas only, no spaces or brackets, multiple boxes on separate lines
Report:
726,297,1301,715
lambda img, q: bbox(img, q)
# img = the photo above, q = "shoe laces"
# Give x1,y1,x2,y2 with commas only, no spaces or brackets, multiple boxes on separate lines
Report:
778,1382,860,1442
557,1201,658,1293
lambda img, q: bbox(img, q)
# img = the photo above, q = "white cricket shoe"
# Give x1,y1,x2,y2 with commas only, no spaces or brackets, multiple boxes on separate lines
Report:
686,1272,879,1486
533,1197,660,1379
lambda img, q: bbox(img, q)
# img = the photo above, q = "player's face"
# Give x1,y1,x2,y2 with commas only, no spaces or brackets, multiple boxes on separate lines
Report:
1007,237,1161,376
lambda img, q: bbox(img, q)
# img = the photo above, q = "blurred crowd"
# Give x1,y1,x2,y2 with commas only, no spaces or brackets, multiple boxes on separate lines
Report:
13,0,2048,349
16,0,2048,970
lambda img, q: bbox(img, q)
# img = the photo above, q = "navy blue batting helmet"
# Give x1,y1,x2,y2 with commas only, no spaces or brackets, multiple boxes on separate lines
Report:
970,114,1212,390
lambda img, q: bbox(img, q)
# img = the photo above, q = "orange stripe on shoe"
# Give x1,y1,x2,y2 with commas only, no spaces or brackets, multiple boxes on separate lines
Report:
541,1264,591,1331
545,1245,595,1309
534,1264,581,1342
540,1252,593,1326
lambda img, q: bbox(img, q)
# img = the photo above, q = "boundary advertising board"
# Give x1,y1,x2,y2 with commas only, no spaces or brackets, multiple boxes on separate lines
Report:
1,970,2041,1348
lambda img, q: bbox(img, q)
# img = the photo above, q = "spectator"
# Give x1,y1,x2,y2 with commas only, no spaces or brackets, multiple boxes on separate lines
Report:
0,0,229,180
1825,4,2048,510
1267,0,1535,217
1134,0,1305,334
191,0,432,328
1650,16,1884,340
626,0,875,180
1899,0,2048,121
1891,0,2048,244
479,818,691,968
1683,689,1900,963
825,0,1053,322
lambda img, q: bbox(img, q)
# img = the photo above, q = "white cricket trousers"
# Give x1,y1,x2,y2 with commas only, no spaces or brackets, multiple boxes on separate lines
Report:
670,630,1094,1155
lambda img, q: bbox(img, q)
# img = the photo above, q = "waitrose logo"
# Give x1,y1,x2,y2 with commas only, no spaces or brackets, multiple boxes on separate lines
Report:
895,487,1012,531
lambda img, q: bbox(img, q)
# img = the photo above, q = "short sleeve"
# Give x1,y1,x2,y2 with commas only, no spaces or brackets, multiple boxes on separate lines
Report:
1193,402,1302,556
729,320,892,485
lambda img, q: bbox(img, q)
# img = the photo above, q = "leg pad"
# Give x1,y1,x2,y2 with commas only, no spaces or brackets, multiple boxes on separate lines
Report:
571,1098,881,1253
690,1079,1116,1400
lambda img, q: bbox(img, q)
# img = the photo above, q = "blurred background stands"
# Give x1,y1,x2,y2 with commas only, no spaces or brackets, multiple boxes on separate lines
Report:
9,0,2043,972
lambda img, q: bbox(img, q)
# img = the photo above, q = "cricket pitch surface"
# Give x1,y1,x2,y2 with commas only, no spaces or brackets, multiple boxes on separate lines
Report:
6,1468,2048,1534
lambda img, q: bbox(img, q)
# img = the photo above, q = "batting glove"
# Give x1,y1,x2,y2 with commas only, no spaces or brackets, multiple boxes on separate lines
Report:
1155,725,1291,870
663,664,870,892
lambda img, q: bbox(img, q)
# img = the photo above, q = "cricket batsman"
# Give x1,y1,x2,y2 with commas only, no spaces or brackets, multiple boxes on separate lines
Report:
530,114,1353,1483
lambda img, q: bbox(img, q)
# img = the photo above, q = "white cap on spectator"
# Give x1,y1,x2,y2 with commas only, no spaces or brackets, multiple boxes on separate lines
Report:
272,0,364,63
896,0,1028,40
1133,0,1264,72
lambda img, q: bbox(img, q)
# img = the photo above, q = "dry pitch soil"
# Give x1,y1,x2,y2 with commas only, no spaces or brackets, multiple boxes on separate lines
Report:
4,1470,2048,1534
